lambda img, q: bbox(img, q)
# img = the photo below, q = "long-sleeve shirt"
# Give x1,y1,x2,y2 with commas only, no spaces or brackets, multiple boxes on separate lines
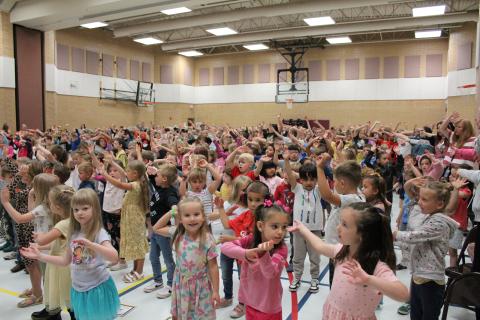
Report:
221,235,287,314
458,168,480,222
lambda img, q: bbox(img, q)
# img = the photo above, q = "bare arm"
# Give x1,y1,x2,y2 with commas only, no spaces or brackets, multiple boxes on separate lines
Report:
283,151,297,189
206,163,222,194
316,154,341,207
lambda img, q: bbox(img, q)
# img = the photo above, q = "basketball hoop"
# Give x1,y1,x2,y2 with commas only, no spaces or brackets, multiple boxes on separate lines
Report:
457,84,476,89
286,97,293,109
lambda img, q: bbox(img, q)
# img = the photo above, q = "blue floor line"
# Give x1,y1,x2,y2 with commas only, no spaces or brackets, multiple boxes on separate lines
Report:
285,264,329,320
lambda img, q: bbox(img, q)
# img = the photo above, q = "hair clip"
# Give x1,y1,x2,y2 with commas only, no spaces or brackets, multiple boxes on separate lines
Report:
264,199,273,207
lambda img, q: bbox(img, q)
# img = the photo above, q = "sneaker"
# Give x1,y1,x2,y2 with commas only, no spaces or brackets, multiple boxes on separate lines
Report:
215,298,233,309
308,279,319,293
396,264,407,270
2,242,14,252
4,251,17,260
289,279,301,292
11,263,25,273
397,303,411,315
229,304,245,319
156,285,172,299
143,281,164,293
110,262,128,271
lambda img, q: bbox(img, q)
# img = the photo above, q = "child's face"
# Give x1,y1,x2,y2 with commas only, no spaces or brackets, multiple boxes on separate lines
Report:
361,179,377,201
300,177,317,191
108,166,122,180
257,211,289,244
418,188,444,214
78,170,91,182
266,146,274,157
378,154,389,166
73,204,93,226
238,158,252,173
337,208,361,246
126,168,139,181
265,167,276,178
179,202,205,235
420,159,431,173
189,178,206,193
288,150,299,161
247,191,264,211
155,172,168,187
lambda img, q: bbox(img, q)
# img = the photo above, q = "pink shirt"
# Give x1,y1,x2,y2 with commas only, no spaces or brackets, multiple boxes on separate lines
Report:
259,175,284,195
323,244,398,320
221,235,287,314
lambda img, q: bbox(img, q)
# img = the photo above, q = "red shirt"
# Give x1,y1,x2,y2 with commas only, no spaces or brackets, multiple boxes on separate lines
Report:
273,182,294,214
231,166,257,181
228,209,254,237
450,187,472,231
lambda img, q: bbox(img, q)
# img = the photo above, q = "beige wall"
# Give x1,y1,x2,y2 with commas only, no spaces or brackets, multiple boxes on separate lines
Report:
0,88,16,128
0,12,13,57
447,22,477,72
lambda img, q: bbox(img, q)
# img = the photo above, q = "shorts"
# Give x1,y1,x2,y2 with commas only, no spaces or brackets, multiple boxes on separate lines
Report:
448,229,465,250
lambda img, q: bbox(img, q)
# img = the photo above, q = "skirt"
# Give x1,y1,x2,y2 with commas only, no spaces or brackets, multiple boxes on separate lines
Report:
71,277,120,320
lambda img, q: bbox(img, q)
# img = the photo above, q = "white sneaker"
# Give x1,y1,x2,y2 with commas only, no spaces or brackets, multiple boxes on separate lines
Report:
144,281,164,293
110,262,128,271
156,285,172,299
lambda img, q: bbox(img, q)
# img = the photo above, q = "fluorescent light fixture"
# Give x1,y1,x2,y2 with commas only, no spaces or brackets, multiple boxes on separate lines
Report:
326,36,351,44
412,5,446,17
206,27,237,36
304,16,335,26
179,50,203,57
243,44,269,51
80,22,108,29
415,30,442,39
134,37,163,45
161,7,191,15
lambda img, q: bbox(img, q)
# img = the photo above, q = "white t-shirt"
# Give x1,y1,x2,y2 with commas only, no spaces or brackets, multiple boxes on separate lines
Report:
324,193,365,244
187,188,213,215
292,184,323,231
32,204,53,234
102,181,125,214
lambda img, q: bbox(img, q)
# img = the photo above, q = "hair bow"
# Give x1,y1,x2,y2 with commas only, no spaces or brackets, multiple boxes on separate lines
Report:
264,199,273,207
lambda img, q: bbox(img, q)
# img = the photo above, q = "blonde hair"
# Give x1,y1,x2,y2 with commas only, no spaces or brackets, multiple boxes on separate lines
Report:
32,173,59,207
158,163,178,185
78,161,94,175
49,185,75,225
171,197,210,251
188,167,207,183
69,189,103,242
423,181,453,210
127,160,150,213
238,153,254,164
229,175,251,205
452,119,475,148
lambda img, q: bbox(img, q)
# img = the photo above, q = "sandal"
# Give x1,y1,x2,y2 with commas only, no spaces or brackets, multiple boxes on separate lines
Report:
123,271,144,283
18,288,33,298
17,295,42,308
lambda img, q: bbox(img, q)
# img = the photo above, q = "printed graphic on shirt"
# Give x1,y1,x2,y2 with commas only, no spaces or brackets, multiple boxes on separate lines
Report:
72,241,94,265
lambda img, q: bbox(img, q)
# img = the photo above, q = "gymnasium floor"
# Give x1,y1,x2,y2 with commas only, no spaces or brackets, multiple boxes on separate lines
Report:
0,196,476,320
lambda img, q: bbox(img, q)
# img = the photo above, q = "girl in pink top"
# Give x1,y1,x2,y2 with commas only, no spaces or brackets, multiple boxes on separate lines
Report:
289,202,409,320
221,203,289,320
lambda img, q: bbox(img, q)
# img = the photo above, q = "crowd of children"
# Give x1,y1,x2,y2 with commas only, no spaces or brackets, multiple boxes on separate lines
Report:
0,112,478,320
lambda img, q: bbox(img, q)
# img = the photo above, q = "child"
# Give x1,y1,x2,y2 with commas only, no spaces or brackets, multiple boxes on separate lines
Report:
362,175,391,215
158,197,220,320
284,152,324,293
31,185,75,320
290,202,409,319
317,154,364,285
394,181,458,320
98,159,150,282
217,180,270,318
254,156,283,194
143,163,179,298
221,203,289,319
214,175,251,309
1,172,59,308
21,189,120,320
455,166,480,224
77,162,95,190
225,146,257,180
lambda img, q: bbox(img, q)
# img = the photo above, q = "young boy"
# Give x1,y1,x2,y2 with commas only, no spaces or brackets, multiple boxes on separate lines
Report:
284,151,324,293
144,163,179,299
225,146,257,180
316,154,364,285
77,162,95,190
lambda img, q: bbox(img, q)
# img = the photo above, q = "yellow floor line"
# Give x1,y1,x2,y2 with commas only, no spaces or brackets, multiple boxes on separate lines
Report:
118,274,153,295
0,287,19,297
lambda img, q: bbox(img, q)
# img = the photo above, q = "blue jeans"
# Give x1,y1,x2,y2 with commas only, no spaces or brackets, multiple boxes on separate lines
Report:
410,280,444,320
149,233,175,286
220,253,241,299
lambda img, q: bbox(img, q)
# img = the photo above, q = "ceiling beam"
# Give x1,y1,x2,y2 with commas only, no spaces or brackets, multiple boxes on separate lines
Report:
113,0,398,38
161,12,477,51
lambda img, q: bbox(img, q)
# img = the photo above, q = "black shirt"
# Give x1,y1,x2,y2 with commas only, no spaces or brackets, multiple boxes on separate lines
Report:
149,176,179,225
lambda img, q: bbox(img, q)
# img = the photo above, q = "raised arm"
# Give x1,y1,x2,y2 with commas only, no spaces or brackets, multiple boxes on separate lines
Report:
316,153,341,207
283,151,297,189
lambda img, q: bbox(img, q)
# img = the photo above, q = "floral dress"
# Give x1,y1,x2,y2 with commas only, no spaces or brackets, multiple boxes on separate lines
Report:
171,233,219,320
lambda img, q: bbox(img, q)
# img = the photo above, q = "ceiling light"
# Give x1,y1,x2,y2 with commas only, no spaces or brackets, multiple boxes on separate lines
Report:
206,27,237,36
243,44,269,51
179,50,203,57
134,37,163,45
161,7,191,15
412,5,446,17
304,16,335,26
415,30,442,39
326,36,352,44
80,22,108,29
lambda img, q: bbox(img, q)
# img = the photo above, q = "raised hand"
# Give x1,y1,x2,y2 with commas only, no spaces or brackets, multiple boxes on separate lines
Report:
316,153,331,168
213,196,224,209
342,259,370,285
451,177,468,190
287,219,305,233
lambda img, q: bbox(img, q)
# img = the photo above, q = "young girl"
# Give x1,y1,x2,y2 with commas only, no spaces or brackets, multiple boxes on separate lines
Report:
98,159,150,282
221,204,289,320
395,181,458,320
290,202,409,319
362,175,391,215
21,189,120,320
254,156,283,195
1,172,58,308
31,185,75,320
156,197,220,320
